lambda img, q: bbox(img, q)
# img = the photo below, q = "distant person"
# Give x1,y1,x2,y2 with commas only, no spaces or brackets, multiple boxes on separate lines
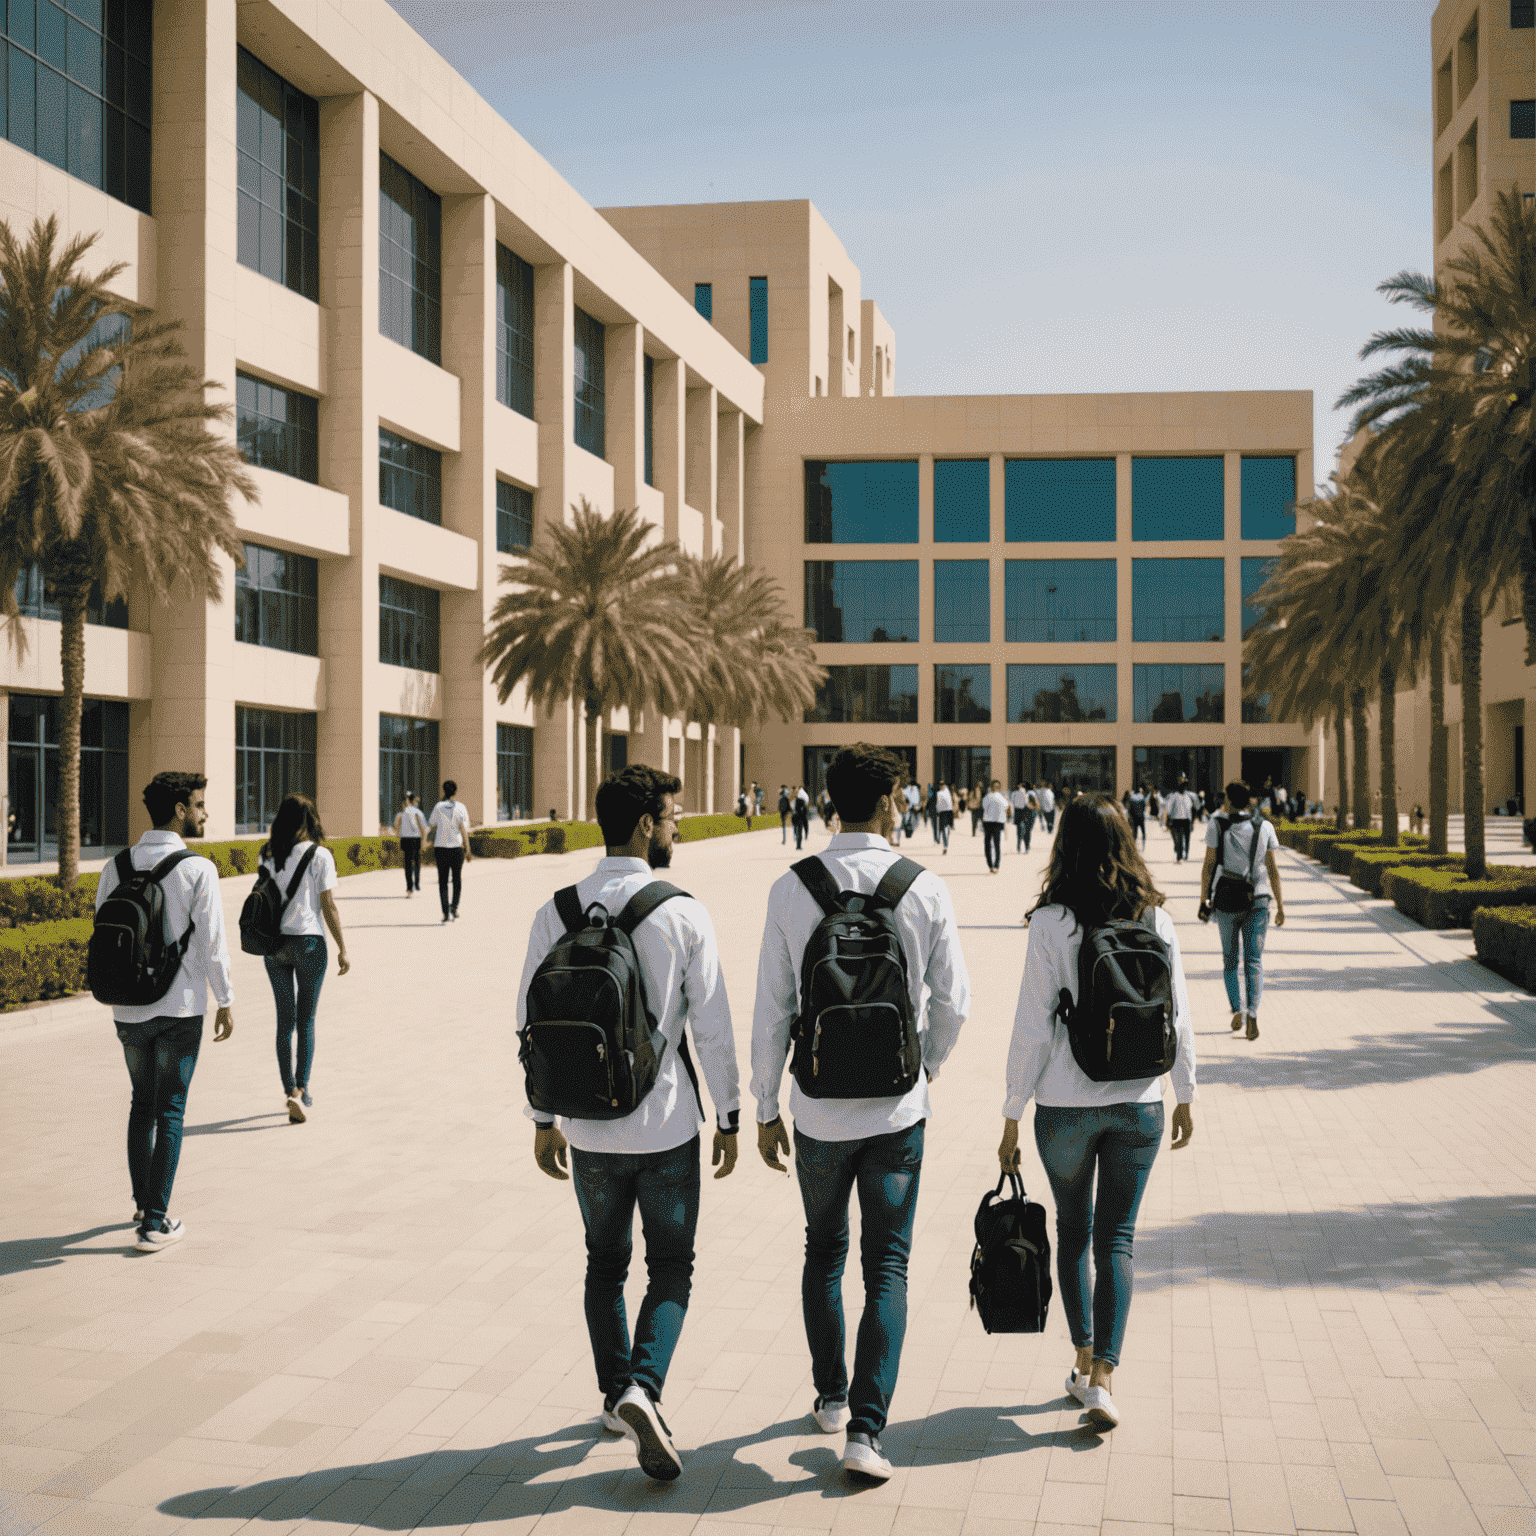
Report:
927,782,940,842
1038,781,1057,833
902,780,921,839
427,779,473,922
394,791,427,897
793,785,811,850
778,785,792,843
935,781,954,853
1411,803,1425,837
966,781,984,836
981,779,1009,873
1164,778,1198,864
1124,784,1148,848
1011,781,1037,852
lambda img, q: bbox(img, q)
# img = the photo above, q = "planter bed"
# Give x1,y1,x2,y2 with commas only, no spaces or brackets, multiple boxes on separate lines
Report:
1382,865,1536,928
1347,850,1462,897
1471,906,1536,992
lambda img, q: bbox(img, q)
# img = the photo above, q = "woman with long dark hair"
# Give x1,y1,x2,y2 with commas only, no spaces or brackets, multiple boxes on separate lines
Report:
997,794,1196,1430
259,795,350,1123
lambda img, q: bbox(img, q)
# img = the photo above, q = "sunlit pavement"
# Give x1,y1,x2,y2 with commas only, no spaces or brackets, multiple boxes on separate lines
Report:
3,812,1533,1536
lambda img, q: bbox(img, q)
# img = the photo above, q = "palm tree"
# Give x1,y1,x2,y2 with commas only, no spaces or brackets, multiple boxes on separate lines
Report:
0,217,252,887
1427,626,1449,855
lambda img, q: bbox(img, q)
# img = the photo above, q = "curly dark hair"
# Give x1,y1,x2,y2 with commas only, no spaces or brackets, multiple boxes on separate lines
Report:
142,771,207,827
262,794,327,870
1027,793,1166,931
596,765,683,847
825,743,908,824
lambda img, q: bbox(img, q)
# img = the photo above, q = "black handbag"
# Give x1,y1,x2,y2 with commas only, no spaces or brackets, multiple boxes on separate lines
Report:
969,1171,1052,1333
1211,814,1263,914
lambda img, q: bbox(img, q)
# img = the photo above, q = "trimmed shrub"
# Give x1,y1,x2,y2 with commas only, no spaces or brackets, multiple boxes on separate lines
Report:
1347,850,1462,897
0,917,92,1008
1383,864,1536,928
467,822,605,859
1472,905,1536,991
678,813,772,843
1326,834,1429,876
1301,828,1427,862
0,873,100,927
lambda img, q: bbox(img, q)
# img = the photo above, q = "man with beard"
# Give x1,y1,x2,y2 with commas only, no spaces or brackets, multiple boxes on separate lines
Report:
516,765,740,1482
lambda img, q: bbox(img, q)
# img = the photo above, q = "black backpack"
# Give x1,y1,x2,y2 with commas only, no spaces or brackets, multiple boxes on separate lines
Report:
778,791,791,816
520,881,691,1121
239,845,319,956
1055,910,1178,1083
789,855,924,1099
969,1171,1052,1333
87,849,200,1007
1211,813,1263,913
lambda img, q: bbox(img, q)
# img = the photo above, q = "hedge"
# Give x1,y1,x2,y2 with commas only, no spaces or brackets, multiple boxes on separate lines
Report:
1471,906,1536,992
1325,834,1428,876
0,917,91,1008
1347,849,1462,897
0,873,100,927
1301,828,1427,861
1382,864,1536,928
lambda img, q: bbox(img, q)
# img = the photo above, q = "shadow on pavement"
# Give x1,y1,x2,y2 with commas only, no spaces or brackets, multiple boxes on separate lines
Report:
0,1222,137,1274
183,1113,290,1136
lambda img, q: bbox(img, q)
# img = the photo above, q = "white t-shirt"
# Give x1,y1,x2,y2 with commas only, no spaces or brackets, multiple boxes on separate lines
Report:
935,787,954,814
1037,788,1056,812
904,784,921,810
428,800,470,848
982,791,1010,823
1205,813,1280,897
1165,790,1198,820
259,842,339,937
1010,788,1030,814
397,805,428,838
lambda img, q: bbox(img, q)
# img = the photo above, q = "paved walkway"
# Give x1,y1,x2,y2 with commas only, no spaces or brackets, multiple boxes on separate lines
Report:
2,812,1534,1536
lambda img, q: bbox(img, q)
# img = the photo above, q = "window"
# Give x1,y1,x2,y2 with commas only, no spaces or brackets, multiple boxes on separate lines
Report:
236,49,319,302
804,665,918,724
235,706,316,834
1132,664,1224,723
804,744,918,801
694,283,712,321
497,722,533,819
1007,665,1116,723
379,428,441,525
1241,666,1275,725
1132,559,1224,642
1513,100,1535,139
934,664,991,724
1010,746,1115,796
236,372,318,483
1134,744,1222,798
495,245,534,419
7,693,129,860
235,543,318,656
1457,119,1478,218
643,354,654,487
804,561,918,642
749,276,768,364
1004,559,1116,642
1241,557,1278,636
805,461,919,543
380,714,438,830
1437,55,1454,136
496,481,533,554
1,0,152,212
1457,13,1478,105
934,746,989,792
574,305,605,458
13,566,127,628
933,460,989,542
933,561,990,643
1438,156,1455,242
1132,458,1224,540
379,153,441,363
1005,459,1116,542
1515,0,1535,26
1240,456,1295,539
379,575,440,673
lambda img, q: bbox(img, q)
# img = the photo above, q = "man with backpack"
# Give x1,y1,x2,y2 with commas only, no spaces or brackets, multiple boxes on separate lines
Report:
426,779,472,922
751,744,971,1483
516,765,740,1483
90,771,234,1253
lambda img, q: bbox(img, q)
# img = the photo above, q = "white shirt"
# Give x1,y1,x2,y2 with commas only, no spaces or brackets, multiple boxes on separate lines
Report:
1165,790,1198,820
751,832,971,1142
796,789,809,805
982,791,1010,824
397,805,428,838
516,856,740,1153
94,831,234,1023
1004,903,1197,1115
935,787,954,813
428,799,470,848
1206,813,1281,897
904,784,921,810
258,842,339,937
1037,788,1056,812
1010,788,1030,813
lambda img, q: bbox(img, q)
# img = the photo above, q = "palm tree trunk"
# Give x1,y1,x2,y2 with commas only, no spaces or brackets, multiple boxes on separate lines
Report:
1334,706,1349,832
1379,661,1398,846
1520,516,1536,668
57,581,89,890
583,698,601,823
1461,589,1486,880
1351,687,1370,830
1429,630,1448,856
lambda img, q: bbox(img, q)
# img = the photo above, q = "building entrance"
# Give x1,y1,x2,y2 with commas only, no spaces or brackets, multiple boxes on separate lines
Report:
1240,748,1293,804
933,746,990,798
1008,746,1115,795
1134,745,1223,805
803,745,917,801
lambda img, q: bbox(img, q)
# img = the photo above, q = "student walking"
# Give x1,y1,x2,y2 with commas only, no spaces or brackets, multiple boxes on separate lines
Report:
258,795,351,1124
427,780,473,922
752,744,970,1482
518,766,740,1482
1038,781,1057,833
1199,780,1285,1040
1164,779,1197,863
998,795,1196,1430
982,779,1009,873
94,772,235,1253
793,785,810,850
778,785,792,843
966,781,984,836
394,792,427,896
934,781,954,853
1124,784,1148,848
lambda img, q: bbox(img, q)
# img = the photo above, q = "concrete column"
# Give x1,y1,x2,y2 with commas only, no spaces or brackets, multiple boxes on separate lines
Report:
653,359,685,543
718,409,744,562
608,323,644,517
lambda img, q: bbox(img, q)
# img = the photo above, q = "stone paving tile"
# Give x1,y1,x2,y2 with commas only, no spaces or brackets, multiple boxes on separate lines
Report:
3,815,1534,1536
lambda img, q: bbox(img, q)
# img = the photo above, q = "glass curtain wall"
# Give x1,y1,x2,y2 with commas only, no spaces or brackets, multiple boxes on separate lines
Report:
934,664,991,723
1004,460,1115,542
14,566,127,628
7,693,129,861
933,561,989,642
495,244,534,417
379,715,439,830
573,306,605,457
234,706,316,834
236,48,319,299
1004,559,1116,642
1132,458,1223,540
805,462,919,543
804,561,918,643
1008,747,1116,796
235,544,318,655
378,575,440,672
933,460,989,542
379,152,441,363
236,373,318,482
1007,664,1116,722
497,723,532,820
804,665,918,724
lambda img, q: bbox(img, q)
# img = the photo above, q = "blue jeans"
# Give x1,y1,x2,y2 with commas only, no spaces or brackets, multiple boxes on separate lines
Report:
1213,898,1270,1013
116,1014,203,1227
264,935,328,1095
795,1120,924,1437
571,1135,700,1404
1034,1102,1163,1368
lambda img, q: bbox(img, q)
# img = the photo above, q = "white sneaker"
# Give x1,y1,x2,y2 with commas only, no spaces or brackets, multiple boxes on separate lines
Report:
132,1208,143,1224
614,1384,682,1480
600,1399,624,1434
812,1396,849,1434
287,1094,306,1124
1082,1384,1120,1428
1065,1369,1089,1404
842,1431,892,1481
135,1218,184,1253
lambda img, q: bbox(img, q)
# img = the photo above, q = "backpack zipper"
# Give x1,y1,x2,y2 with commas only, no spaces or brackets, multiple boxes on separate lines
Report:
1105,1017,1115,1063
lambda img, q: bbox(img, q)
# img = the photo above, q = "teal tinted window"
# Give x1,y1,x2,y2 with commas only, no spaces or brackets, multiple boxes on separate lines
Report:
1008,665,1116,723
643,354,654,487
804,665,919,724
1132,457,1223,540
805,461,919,543
804,561,918,642
1005,459,1115,542
1240,457,1296,539
933,561,989,643
749,276,767,363
694,282,712,320
1132,664,1224,723
935,664,990,724
1512,100,1534,138
1004,559,1116,642
1241,556,1278,635
1132,559,1224,642
934,460,989,542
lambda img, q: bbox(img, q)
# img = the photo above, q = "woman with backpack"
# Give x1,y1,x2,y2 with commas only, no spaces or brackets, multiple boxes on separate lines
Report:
996,795,1196,1431
258,795,350,1124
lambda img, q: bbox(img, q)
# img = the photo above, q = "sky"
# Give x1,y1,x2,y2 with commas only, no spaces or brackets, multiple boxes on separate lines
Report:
385,0,1438,487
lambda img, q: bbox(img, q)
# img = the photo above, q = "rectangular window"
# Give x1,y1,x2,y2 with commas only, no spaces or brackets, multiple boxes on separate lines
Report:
496,481,533,554
933,560,990,643
1005,459,1116,542
933,460,989,542
1240,456,1296,539
1457,119,1478,219
804,561,919,643
1133,744,1223,799
1132,558,1225,642
573,305,605,458
1132,457,1224,540
495,244,535,418
379,714,438,831
1241,556,1278,636
13,566,127,629
378,428,442,526
1010,746,1116,797
1437,55,1454,136
379,574,440,673
497,722,533,820
236,371,318,483
6,692,129,860
805,460,919,543
933,746,990,794
1132,663,1225,723
749,276,767,363
934,663,991,724
235,543,319,656
643,353,654,487
236,48,318,302
1241,665,1274,725
1007,664,1116,723
379,152,441,364
1515,0,1535,26
1004,559,1116,642
234,705,316,835
1513,100,1535,139
694,282,712,321
804,744,918,801
804,665,918,724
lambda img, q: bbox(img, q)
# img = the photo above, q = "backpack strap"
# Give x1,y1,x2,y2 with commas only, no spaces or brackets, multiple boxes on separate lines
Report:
615,881,691,935
553,884,585,933
145,849,199,885
282,844,319,907
791,856,841,915
113,848,136,887
872,855,923,910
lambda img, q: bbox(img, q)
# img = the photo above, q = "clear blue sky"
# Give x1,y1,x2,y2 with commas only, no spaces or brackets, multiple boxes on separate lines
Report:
386,1,1436,485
